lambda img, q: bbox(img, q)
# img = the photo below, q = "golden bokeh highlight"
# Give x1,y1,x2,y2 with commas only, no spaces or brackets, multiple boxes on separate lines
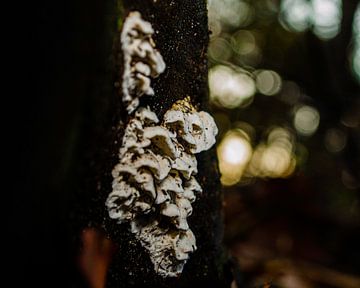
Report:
248,127,296,178
217,129,253,186
217,127,297,186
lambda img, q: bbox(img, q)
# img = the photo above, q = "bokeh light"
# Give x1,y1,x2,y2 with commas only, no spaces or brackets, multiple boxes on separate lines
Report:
209,65,256,109
208,37,232,62
279,0,342,40
217,129,253,186
293,105,320,136
341,170,360,190
229,29,263,67
341,106,359,128
255,70,282,96
312,0,342,40
223,138,250,165
231,30,256,56
352,48,360,83
218,127,297,183
351,3,360,83
206,1,360,287
324,128,347,153
208,0,254,30
280,0,311,32
248,127,296,178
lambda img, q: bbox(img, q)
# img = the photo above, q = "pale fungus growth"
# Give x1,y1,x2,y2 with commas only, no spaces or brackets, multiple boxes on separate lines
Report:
108,11,217,278
130,220,197,277
106,101,218,277
164,101,218,153
121,11,166,113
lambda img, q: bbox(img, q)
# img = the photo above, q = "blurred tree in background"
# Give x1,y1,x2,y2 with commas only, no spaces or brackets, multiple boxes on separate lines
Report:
207,0,360,287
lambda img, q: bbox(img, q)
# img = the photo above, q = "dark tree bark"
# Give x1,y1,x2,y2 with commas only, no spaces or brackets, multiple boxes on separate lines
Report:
73,0,232,287
14,0,232,286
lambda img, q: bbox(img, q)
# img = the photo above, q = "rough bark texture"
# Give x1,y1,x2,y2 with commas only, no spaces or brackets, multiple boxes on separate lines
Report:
74,0,231,287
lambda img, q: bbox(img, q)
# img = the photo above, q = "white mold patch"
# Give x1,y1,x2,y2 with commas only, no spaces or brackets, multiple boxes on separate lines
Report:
106,98,218,277
121,11,166,113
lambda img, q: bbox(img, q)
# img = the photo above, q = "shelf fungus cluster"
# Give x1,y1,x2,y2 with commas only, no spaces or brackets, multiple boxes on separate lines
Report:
106,101,218,277
106,11,218,278
120,11,166,114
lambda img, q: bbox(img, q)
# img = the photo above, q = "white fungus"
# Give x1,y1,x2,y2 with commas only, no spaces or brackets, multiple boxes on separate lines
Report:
121,11,166,114
107,11,218,278
106,101,218,277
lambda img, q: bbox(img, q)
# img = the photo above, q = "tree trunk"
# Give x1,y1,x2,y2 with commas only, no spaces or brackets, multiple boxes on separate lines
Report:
74,0,232,287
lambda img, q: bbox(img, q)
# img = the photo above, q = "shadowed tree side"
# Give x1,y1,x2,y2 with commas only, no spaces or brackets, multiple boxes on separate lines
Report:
15,0,234,287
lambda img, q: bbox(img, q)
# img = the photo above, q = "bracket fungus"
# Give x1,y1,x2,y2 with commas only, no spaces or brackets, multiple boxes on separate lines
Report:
107,11,218,278
163,98,218,154
106,102,218,277
120,11,166,114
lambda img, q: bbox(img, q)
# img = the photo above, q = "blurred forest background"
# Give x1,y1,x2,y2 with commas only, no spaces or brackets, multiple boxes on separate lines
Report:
208,0,360,287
